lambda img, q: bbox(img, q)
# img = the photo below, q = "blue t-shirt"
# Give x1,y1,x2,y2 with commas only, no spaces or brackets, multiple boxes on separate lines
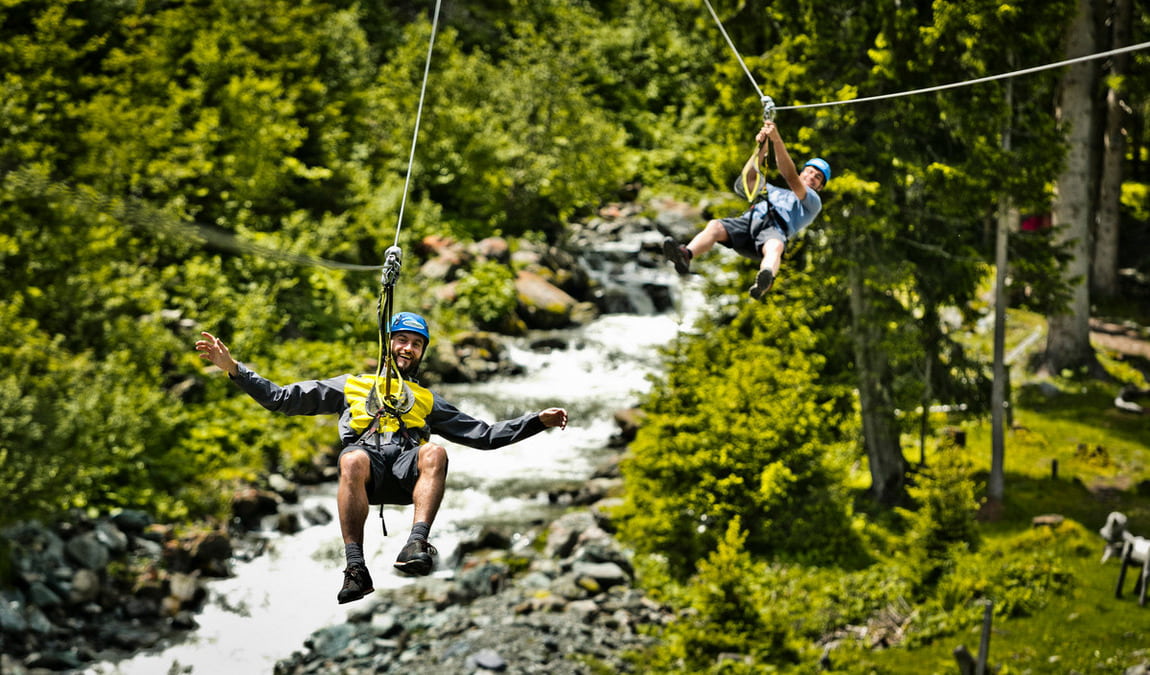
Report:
736,179,823,238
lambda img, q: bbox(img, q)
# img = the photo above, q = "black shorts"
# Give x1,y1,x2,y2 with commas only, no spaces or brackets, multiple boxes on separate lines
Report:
339,438,422,505
718,206,788,260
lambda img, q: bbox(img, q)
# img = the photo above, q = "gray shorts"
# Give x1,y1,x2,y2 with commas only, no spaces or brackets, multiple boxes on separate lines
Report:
718,207,787,261
339,438,421,505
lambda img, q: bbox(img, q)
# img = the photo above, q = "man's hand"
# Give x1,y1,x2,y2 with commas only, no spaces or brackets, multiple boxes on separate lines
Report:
539,408,568,430
196,332,239,377
756,121,780,145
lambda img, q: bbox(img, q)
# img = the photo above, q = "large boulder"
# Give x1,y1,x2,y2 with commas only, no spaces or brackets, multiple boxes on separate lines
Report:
515,270,578,329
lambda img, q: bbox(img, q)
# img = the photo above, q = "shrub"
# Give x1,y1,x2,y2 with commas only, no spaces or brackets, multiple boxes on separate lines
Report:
453,260,518,329
616,299,862,577
636,520,801,673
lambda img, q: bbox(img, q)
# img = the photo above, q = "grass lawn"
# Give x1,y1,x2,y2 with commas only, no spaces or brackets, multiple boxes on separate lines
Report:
833,307,1150,673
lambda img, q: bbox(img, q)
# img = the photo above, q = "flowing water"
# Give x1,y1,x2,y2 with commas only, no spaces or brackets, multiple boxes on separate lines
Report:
88,271,704,674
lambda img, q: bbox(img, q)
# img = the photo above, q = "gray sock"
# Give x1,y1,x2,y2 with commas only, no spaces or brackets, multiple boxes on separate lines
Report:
345,542,365,568
408,521,430,544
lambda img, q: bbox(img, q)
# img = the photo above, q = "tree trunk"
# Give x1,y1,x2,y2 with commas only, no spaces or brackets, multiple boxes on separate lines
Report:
847,260,906,507
989,70,1014,508
989,201,1013,507
1092,0,1131,299
1045,0,1100,375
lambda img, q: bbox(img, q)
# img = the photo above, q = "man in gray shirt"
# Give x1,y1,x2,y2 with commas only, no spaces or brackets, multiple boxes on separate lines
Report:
196,312,568,603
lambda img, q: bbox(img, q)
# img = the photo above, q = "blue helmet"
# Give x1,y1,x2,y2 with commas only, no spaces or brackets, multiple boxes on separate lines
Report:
804,158,831,184
389,312,430,344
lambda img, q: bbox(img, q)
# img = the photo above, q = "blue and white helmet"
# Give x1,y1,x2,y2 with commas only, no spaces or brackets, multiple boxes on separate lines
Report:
804,158,831,185
389,312,430,343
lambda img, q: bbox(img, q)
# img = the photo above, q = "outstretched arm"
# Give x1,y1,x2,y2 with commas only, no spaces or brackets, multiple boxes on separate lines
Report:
764,121,808,201
196,332,239,377
538,407,568,430
428,399,568,450
196,331,351,416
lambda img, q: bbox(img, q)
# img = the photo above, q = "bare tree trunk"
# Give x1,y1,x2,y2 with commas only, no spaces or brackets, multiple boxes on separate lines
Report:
989,72,1014,509
1092,0,1131,299
1045,0,1100,375
847,260,906,507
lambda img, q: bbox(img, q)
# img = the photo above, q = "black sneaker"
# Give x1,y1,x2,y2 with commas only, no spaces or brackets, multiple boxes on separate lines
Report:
748,268,774,301
662,237,692,275
337,564,374,604
393,539,437,576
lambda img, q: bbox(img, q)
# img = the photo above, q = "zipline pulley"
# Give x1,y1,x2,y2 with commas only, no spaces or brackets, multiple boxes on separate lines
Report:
761,95,776,123
380,245,403,288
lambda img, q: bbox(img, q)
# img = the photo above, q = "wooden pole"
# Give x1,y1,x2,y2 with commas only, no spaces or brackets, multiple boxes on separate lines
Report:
975,600,993,675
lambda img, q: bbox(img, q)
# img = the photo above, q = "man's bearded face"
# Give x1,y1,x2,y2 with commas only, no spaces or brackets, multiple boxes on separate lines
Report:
391,331,427,376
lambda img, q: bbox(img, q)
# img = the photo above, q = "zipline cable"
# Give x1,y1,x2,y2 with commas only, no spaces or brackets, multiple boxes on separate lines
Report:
375,0,442,421
777,41,1150,111
701,0,765,103
699,0,1150,115
700,0,778,203
393,0,442,249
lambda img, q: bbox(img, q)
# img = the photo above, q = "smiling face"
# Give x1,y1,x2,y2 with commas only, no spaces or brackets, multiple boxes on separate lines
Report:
799,165,826,191
390,331,427,376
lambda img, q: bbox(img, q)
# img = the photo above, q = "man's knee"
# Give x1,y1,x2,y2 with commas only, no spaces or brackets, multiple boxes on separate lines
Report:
762,238,785,257
417,443,448,475
704,219,729,241
339,448,370,480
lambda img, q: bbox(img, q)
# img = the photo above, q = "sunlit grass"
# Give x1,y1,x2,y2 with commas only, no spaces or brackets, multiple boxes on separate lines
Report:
836,529,1150,674
837,308,1150,674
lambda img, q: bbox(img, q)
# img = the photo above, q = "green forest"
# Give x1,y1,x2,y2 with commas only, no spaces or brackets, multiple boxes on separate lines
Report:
3,0,1150,672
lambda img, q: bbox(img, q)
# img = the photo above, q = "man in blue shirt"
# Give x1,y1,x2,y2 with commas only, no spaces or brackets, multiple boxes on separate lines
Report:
663,120,830,300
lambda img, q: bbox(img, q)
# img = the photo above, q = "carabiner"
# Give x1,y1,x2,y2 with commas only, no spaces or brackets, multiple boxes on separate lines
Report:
380,245,403,288
761,95,776,123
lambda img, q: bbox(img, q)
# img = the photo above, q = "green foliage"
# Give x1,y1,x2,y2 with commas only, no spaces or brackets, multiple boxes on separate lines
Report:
637,520,800,673
1123,182,1150,222
616,292,863,577
894,445,982,591
453,260,518,329
900,525,1078,650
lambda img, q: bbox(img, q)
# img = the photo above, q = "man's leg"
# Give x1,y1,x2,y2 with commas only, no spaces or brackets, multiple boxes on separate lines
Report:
664,219,731,274
410,442,448,527
688,219,732,259
394,442,448,576
750,237,786,301
760,238,785,277
336,448,374,603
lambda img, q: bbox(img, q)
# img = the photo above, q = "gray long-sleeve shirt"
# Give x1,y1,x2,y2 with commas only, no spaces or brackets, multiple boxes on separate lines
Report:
230,363,548,450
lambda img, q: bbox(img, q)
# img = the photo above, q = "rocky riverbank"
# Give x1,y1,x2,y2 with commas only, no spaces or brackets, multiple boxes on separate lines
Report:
0,488,335,673
274,503,674,675
1,451,666,675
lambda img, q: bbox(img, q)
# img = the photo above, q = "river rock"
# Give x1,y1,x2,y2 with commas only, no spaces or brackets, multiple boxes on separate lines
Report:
65,531,110,570
515,269,578,329
231,487,282,530
267,473,300,503
544,511,599,559
0,597,28,633
110,509,153,535
650,195,703,240
473,236,510,263
468,647,507,671
610,408,646,446
189,531,233,576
